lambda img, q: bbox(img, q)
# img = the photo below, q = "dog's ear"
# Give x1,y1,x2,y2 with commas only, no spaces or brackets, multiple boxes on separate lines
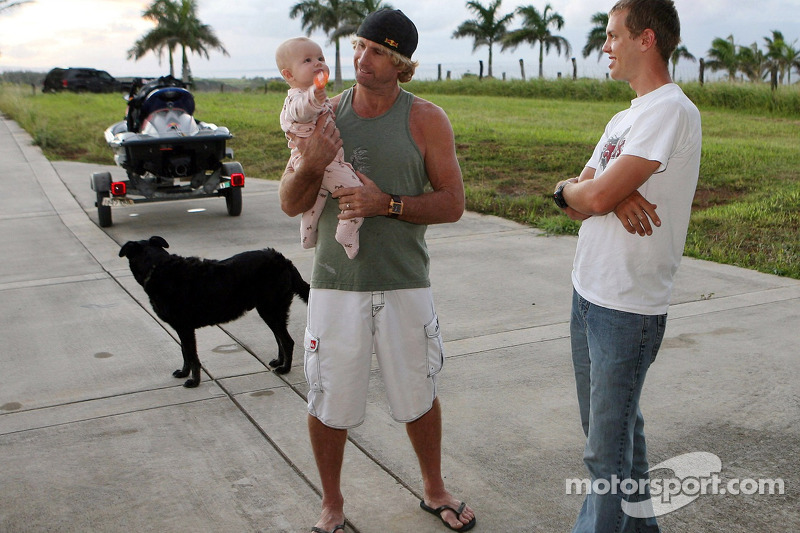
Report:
149,236,169,249
119,241,140,258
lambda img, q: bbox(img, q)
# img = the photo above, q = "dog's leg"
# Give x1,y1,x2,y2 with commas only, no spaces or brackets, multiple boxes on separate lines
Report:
174,328,202,388
257,305,294,374
270,328,295,374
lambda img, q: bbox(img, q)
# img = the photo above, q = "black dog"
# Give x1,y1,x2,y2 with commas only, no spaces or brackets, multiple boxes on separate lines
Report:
119,236,309,387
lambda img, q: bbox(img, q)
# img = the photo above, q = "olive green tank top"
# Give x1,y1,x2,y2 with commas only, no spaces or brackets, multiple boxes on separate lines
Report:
311,87,430,291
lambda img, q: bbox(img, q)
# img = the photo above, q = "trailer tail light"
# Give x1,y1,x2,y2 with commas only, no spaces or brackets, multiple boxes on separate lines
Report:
110,182,127,196
230,173,245,188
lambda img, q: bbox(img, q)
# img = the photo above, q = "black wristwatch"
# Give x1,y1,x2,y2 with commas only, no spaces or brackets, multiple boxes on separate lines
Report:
553,182,569,209
388,194,403,218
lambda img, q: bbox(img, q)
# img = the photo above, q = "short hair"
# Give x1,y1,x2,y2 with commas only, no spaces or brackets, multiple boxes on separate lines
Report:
610,0,681,63
352,37,419,83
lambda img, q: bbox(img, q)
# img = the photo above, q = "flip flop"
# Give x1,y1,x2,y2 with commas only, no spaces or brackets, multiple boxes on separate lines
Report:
311,525,345,533
420,500,476,531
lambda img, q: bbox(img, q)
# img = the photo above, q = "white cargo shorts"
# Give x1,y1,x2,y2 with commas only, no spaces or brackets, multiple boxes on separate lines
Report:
303,287,445,429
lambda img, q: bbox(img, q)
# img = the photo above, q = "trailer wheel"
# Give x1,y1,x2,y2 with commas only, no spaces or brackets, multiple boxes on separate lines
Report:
225,187,242,216
221,162,244,217
96,191,112,227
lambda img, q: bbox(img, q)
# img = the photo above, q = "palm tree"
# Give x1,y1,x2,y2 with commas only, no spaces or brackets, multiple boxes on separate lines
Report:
763,30,800,85
582,12,608,61
706,35,739,81
333,0,393,41
670,45,695,80
763,30,787,84
502,3,572,79
452,0,515,78
290,0,352,92
175,4,228,82
128,0,228,83
737,43,766,82
785,44,800,84
128,0,179,77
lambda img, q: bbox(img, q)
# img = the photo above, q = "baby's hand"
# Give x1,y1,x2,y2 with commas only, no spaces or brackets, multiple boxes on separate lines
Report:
314,70,329,89
313,71,329,104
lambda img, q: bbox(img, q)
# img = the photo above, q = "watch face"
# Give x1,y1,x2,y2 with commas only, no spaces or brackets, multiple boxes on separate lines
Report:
389,196,403,215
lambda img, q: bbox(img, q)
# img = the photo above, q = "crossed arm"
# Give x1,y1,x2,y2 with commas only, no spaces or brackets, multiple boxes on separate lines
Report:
555,155,662,236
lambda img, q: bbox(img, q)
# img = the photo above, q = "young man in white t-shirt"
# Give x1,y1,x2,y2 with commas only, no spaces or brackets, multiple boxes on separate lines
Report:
553,1,701,531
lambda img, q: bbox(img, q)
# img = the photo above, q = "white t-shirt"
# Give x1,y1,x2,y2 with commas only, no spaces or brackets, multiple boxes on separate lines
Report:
572,83,702,315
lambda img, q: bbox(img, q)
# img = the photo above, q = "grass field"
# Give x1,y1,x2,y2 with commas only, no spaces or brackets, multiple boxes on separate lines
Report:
1,80,798,279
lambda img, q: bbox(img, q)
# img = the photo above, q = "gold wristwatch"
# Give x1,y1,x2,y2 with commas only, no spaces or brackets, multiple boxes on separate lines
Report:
388,194,403,218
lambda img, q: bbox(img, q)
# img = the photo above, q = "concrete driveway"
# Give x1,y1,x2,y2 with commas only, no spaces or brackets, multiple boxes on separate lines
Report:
1,115,798,532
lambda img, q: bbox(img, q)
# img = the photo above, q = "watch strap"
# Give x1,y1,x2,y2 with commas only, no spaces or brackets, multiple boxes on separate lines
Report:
553,182,569,209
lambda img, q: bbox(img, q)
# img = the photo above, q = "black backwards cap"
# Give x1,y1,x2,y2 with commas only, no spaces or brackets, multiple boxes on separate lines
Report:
356,9,418,58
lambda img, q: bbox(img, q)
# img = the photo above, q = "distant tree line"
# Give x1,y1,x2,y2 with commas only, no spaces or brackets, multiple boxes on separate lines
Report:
452,1,799,84
2,0,798,86
283,0,799,84
0,70,42,85
707,31,799,84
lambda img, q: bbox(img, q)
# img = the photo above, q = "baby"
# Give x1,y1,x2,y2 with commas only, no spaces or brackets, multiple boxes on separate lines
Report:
275,37,363,259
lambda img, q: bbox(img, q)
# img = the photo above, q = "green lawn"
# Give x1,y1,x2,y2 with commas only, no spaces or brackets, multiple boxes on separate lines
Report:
1,81,797,278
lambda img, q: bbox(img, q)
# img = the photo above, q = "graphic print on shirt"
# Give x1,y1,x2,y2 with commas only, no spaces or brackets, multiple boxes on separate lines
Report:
599,126,631,171
350,147,370,175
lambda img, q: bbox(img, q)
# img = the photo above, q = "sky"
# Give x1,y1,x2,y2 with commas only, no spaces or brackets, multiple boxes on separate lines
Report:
1,0,798,82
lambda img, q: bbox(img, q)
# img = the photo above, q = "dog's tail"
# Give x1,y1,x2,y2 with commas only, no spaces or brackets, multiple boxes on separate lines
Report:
291,263,310,303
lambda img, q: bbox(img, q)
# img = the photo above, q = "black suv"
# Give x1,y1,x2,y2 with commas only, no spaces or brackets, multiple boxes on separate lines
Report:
42,67,124,93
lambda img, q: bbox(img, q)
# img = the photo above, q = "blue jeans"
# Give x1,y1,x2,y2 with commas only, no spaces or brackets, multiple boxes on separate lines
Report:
570,289,665,533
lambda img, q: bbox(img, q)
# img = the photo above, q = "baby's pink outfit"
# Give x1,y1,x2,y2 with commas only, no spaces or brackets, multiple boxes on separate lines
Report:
280,86,363,259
